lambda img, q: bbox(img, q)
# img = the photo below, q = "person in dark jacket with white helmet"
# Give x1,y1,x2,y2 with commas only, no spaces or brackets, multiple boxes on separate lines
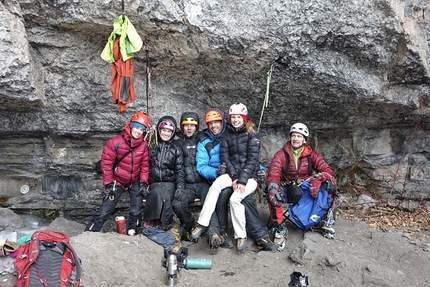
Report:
85,111,150,235
171,112,210,236
143,116,185,230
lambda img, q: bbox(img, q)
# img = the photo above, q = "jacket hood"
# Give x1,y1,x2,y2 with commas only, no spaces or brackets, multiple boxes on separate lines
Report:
157,115,177,142
180,111,200,132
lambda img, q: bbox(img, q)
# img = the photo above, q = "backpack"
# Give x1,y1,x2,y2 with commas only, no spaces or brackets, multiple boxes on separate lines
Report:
288,180,334,230
14,230,82,287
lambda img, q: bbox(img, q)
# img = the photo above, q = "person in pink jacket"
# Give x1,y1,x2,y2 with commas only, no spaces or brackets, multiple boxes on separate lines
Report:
85,112,150,235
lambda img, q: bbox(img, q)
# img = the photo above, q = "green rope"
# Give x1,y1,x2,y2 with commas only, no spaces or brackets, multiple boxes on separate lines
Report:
257,64,274,133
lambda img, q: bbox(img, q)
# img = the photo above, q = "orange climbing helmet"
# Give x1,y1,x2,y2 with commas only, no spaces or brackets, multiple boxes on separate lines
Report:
130,112,150,129
205,109,224,124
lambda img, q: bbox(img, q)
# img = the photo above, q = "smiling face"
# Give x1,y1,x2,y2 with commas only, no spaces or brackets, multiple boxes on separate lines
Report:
230,114,244,129
131,126,145,139
207,120,223,135
290,132,306,149
160,128,173,141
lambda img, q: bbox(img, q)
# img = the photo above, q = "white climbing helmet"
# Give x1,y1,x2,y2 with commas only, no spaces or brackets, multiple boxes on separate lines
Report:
229,102,248,116
290,123,309,139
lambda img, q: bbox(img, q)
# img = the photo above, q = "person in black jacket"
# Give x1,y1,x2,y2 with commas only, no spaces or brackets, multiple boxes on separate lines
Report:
221,103,263,252
171,112,210,236
143,116,185,230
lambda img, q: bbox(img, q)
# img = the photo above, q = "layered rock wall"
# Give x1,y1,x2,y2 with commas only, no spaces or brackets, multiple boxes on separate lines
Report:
1,0,429,218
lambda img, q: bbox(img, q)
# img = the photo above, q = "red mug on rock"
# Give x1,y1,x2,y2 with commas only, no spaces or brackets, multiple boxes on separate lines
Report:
115,216,127,235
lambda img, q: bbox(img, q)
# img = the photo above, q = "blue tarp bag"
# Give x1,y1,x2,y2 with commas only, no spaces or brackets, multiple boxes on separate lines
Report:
142,228,177,248
288,180,334,230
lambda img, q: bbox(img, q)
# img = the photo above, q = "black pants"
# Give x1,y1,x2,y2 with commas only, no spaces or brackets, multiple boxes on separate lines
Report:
172,181,210,231
85,180,143,232
143,182,175,226
207,187,233,236
243,195,270,241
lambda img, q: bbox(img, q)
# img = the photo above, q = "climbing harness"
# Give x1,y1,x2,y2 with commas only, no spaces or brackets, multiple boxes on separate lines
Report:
257,62,275,133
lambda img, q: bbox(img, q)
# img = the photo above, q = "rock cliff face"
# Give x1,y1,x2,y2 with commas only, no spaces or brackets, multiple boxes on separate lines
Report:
1,0,429,219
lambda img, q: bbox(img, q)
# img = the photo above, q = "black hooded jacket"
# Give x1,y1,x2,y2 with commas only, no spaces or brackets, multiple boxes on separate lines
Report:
148,116,185,190
175,112,205,184
220,123,261,186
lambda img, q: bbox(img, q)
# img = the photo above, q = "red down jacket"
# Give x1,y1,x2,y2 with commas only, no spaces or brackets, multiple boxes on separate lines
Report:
267,141,333,185
100,124,150,187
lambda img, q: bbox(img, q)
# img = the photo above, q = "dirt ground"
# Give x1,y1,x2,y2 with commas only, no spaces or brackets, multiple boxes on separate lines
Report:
1,201,430,287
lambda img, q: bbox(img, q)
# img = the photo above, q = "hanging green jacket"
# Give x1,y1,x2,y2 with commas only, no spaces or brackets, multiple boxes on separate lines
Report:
101,15,143,63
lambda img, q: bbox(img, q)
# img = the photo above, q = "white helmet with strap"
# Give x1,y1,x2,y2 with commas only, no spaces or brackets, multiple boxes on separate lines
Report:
290,123,309,139
229,102,248,116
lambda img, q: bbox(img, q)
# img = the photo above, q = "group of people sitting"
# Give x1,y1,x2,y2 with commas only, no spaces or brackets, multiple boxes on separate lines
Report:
85,102,336,253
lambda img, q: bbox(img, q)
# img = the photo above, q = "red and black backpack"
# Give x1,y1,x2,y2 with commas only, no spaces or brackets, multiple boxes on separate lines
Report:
14,230,82,287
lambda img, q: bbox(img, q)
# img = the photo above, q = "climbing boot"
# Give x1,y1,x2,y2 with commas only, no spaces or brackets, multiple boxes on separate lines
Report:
274,222,288,252
209,234,221,255
237,238,247,253
190,223,206,242
257,237,277,252
219,232,233,249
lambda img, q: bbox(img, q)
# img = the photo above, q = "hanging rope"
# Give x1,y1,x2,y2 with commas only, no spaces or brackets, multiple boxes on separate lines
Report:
145,41,152,117
121,0,125,19
257,62,274,133
144,40,157,149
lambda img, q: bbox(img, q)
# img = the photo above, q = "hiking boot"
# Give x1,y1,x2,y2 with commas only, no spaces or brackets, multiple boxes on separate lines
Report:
274,237,286,252
219,232,233,249
190,223,206,242
257,237,277,252
274,223,288,251
237,238,247,253
318,225,336,239
127,229,136,236
274,222,288,238
182,230,192,241
208,234,221,255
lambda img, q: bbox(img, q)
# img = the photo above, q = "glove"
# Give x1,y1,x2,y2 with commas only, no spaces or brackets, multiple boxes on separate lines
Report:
309,178,321,198
174,188,186,202
139,182,149,198
217,163,227,177
316,172,335,184
310,172,336,198
104,183,113,193
103,183,115,201
256,169,267,185
267,183,282,207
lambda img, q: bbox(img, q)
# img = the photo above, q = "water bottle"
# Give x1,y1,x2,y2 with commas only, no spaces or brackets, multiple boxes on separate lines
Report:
166,254,178,286
184,258,213,269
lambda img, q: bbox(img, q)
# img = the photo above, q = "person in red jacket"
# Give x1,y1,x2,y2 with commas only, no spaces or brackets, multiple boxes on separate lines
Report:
266,123,335,251
85,112,150,235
